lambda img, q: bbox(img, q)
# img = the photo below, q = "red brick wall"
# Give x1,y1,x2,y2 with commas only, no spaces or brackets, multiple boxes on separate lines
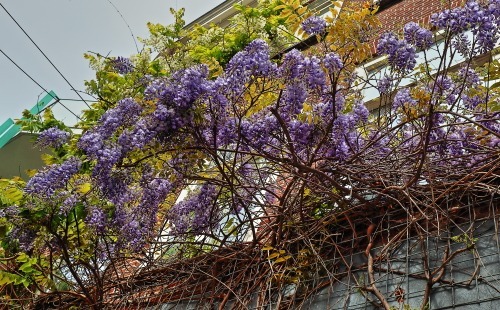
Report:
374,0,464,33
339,0,465,53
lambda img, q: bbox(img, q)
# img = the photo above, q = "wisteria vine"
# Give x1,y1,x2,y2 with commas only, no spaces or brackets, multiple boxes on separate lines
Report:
2,1,500,309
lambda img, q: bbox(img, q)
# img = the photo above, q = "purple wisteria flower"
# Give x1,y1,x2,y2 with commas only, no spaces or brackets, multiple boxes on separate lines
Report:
458,67,481,86
170,65,211,109
223,39,276,100
452,33,472,56
107,178,173,250
25,157,81,198
241,114,279,152
168,184,217,235
279,49,304,80
475,112,500,135
2,205,20,218
403,22,433,49
9,227,36,252
118,119,156,153
433,75,454,94
78,98,143,181
323,52,343,74
393,88,417,109
303,55,326,90
430,7,469,33
430,1,500,53
140,178,173,223
279,51,325,94
144,79,169,101
98,98,143,135
462,94,485,109
289,119,315,147
97,171,133,205
119,219,143,250
377,32,417,72
301,16,326,35
60,194,78,215
36,127,70,149
457,66,484,109
86,206,107,233
281,82,307,116
216,118,238,147
112,56,134,74
353,101,369,123
79,97,142,154
377,75,392,94
136,65,213,143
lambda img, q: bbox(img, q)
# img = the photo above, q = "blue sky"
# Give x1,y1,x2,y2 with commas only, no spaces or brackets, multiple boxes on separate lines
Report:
0,0,224,125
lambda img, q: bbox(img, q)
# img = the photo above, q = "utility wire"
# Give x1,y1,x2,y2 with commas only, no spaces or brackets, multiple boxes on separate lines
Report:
0,49,52,97
0,49,83,120
106,0,140,53
0,2,91,109
58,98,98,103
53,100,81,120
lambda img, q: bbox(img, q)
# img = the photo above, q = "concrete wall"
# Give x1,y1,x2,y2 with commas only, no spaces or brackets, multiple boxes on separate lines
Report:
0,133,46,179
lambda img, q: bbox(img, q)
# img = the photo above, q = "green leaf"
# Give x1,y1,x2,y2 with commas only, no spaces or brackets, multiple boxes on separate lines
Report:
16,253,29,263
0,271,25,286
0,179,24,205
19,262,34,273
77,183,92,195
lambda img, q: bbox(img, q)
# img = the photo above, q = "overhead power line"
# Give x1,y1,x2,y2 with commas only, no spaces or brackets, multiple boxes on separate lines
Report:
0,49,52,96
57,98,98,103
106,0,140,53
0,49,83,120
0,2,91,109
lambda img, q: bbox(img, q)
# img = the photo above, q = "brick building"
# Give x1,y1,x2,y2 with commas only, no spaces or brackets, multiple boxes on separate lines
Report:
374,0,463,32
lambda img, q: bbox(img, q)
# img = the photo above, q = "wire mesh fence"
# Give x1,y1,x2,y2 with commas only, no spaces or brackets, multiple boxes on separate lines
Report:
66,197,499,310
